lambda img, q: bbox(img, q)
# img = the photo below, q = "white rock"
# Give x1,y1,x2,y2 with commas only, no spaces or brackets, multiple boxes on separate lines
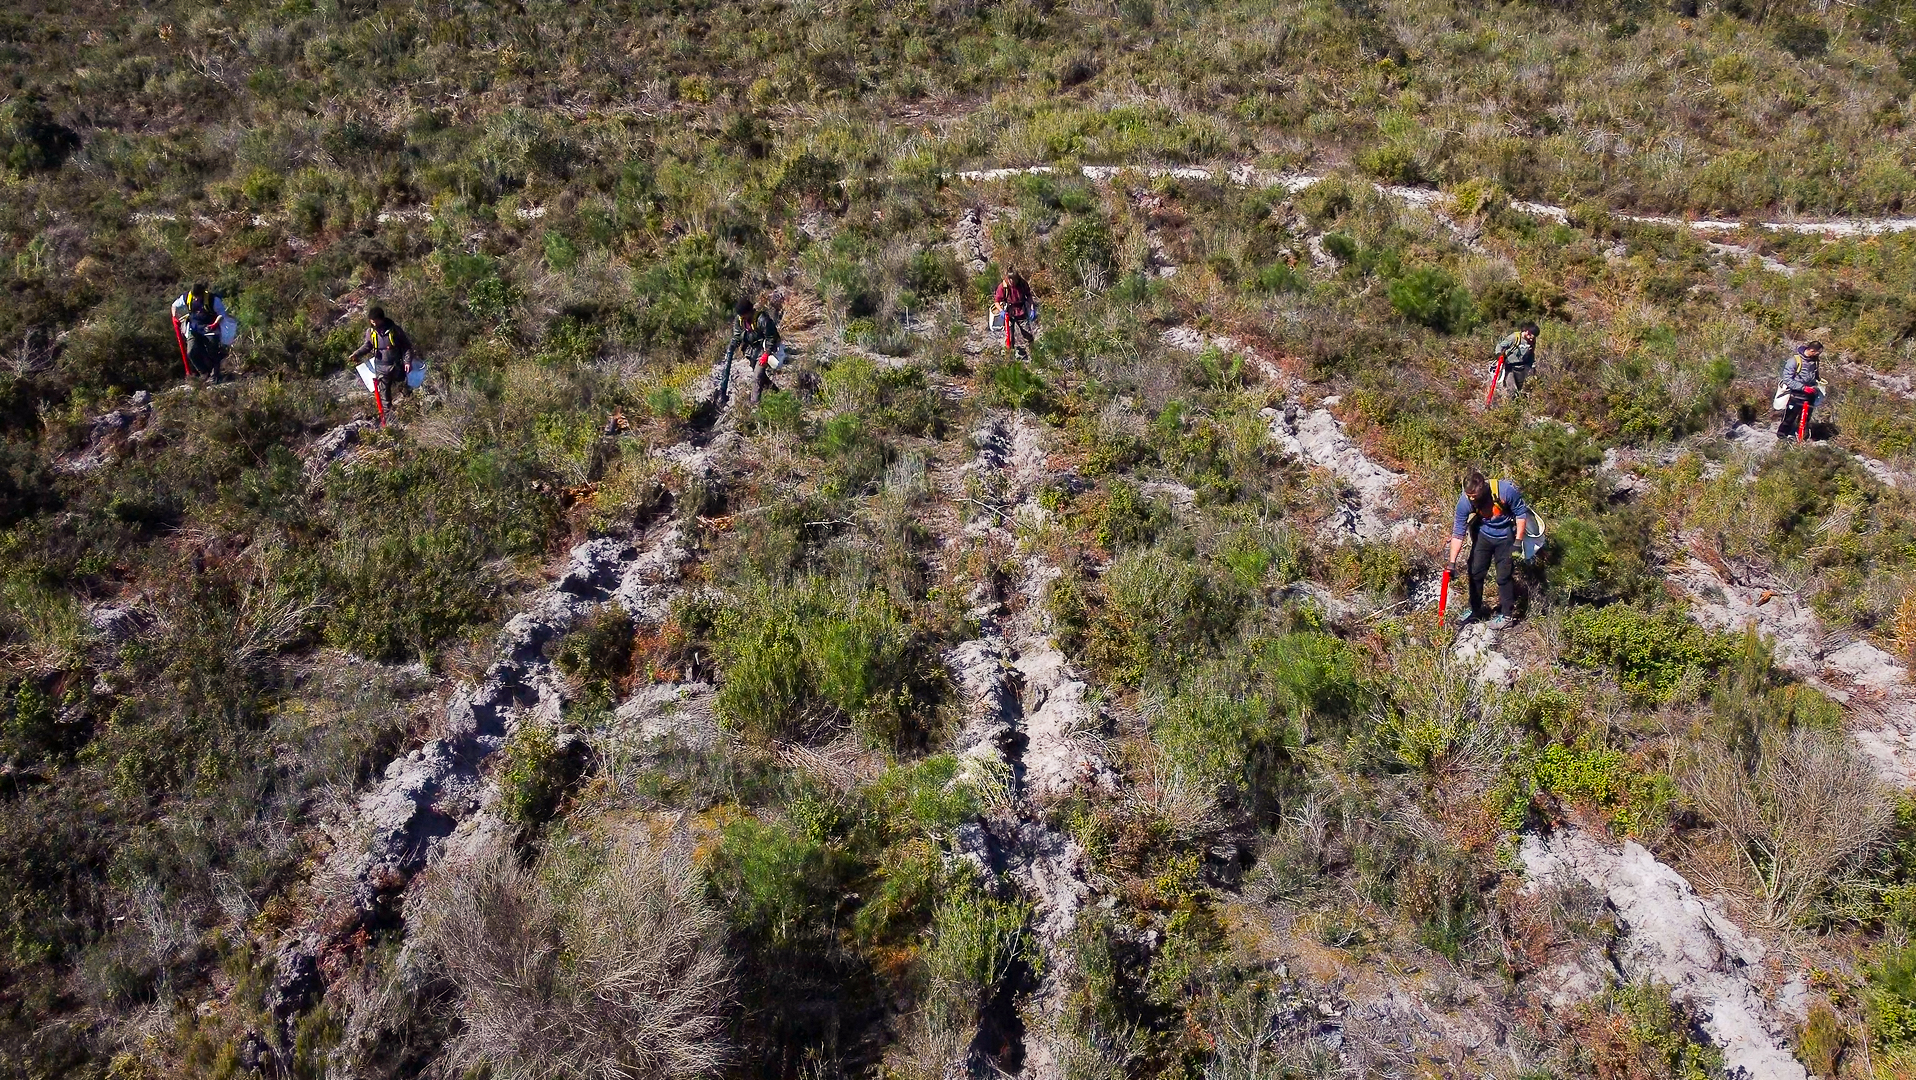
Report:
1521,830,1809,1080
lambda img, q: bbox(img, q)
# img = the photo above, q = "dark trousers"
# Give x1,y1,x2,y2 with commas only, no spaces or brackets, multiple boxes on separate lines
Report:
373,370,407,420
1501,362,1532,393
1469,530,1516,617
1004,307,1035,348
1779,398,1814,438
750,354,778,404
185,331,223,377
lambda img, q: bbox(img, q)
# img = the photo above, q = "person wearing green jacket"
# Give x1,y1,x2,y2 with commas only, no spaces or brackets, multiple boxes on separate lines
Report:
721,297,784,405
1492,322,1540,395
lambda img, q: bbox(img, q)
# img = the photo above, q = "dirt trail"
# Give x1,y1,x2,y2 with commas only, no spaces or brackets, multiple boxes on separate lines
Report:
944,412,1120,1078
267,362,748,1048
950,162,1916,241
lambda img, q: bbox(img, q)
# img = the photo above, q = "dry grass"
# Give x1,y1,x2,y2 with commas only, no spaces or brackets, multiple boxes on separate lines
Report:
411,834,731,1080
1682,725,1894,929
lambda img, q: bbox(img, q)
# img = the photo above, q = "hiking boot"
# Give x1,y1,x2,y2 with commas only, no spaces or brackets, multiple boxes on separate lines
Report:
1456,607,1484,626
1488,613,1513,631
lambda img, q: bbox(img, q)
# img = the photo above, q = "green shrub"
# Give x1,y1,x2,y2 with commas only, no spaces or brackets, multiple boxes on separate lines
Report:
1494,739,1672,835
0,97,79,175
813,413,889,497
1093,541,1245,684
1586,980,1722,1080
1798,1002,1848,1077
1771,16,1830,59
632,235,740,356
1089,479,1165,550
902,248,960,297
1560,604,1739,701
1354,142,1423,185
467,276,522,334
498,721,572,825
1,680,58,766
1297,179,1356,226
919,874,1031,1023
1151,675,1295,795
1869,942,1916,1046
553,606,634,689
542,230,580,271
751,389,803,435
983,359,1047,413
712,583,927,748
1387,267,1473,333
769,151,842,201
56,298,177,393
1054,217,1116,284
707,816,844,950
1250,262,1305,294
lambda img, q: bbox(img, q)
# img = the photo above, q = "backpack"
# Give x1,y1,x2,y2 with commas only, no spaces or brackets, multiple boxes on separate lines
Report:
1466,479,1511,527
185,288,216,324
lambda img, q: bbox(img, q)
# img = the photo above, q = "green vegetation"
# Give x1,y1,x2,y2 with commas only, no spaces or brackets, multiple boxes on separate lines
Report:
2,0,1915,1076
1560,604,1740,702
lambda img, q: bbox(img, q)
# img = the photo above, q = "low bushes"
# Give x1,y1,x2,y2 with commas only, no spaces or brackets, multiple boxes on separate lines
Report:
413,835,731,1080
712,581,936,749
1559,604,1740,701
1387,267,1473,333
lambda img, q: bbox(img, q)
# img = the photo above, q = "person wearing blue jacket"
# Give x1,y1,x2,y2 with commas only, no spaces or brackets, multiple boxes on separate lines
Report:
1446,470,1531,630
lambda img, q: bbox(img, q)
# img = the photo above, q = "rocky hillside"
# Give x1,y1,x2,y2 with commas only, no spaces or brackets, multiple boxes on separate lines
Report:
6,2,1916,1079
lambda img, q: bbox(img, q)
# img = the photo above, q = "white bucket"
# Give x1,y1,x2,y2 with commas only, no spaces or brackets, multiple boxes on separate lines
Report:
1519,511,1547,561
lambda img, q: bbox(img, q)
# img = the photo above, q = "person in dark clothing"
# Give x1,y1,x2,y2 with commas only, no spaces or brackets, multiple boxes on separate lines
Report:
992,269,1036,353
1447,470,1532,630
1493,321,1540,394
1776,340,1824,440
722,297,784,405
346,306,419,424
171,282,228,379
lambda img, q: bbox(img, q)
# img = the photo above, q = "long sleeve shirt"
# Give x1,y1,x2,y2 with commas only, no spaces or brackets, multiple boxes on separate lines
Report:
1780,348,1821,391
724,312,781,364
1495,332,1537,368
348,322,417,375
1451,479,1530,541
171,293,227,334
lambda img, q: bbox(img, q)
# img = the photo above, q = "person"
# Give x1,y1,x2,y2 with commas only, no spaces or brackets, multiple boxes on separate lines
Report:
1493,321,1540,395
346,306,419,424
722,297,783,405
993,268,1036,354
1777,340,1825,440
170,282,228,379
1446,470,1532,631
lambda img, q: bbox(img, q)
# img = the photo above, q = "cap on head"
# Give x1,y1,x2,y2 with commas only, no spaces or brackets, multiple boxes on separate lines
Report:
191,282,209,297
1521,321,1538,335
736,297,755,317
1804,340,1824,353
367,305,386,323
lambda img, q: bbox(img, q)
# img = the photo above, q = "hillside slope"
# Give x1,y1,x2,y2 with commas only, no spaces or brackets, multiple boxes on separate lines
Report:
6,2,1916,1079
